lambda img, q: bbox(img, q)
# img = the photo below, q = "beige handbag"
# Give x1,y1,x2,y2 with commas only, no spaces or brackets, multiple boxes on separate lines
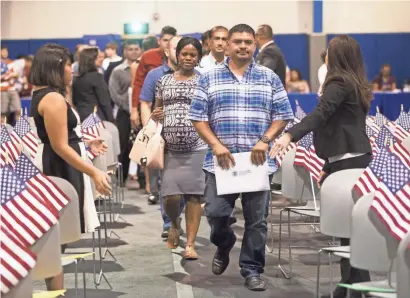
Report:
129,119,157,165
146,123,165,170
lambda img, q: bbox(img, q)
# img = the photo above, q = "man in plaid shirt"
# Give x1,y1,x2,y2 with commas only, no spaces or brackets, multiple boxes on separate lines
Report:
189,24,293,291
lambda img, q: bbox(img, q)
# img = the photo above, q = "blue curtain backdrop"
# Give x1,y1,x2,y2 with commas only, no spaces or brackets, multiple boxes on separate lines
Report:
2,32,409,89
327,33,410,88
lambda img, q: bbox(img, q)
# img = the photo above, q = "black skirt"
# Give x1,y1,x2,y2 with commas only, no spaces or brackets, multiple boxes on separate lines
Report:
41,142,86,233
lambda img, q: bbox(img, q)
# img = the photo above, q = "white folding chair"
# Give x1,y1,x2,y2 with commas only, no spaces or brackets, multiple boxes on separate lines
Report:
2,273,33,298
341,193,399,297
48,177,91,298
276,148,321,279
316,168,366,297
32,223,62,280
396,231,410,298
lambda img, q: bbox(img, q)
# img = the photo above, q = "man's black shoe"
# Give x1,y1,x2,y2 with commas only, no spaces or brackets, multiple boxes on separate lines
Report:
228,216,237,226
244,276,267,291
161,227,170,239
212,235,236,275
148,194,159,205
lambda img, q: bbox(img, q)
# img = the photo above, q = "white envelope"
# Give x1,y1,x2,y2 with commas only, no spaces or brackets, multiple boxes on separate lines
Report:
213,152,270,195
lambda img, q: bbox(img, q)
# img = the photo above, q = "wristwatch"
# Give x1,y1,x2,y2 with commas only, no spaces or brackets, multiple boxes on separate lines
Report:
260,135,271,144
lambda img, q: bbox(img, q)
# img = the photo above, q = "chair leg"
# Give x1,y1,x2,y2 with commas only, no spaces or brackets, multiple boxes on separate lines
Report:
82,258,87,298
75,259,78,298
266,201,274,253
329,253,334,298
287,209,293,278
316,249,323,298
277,209,291,279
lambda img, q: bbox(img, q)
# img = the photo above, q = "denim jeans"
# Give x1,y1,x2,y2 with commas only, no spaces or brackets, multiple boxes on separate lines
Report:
204,172,271,278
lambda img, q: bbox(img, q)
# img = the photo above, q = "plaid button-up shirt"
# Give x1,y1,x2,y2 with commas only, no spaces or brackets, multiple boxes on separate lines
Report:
188,59,294,174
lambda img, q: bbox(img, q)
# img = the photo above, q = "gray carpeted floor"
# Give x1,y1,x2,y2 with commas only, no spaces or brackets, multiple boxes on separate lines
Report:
33,188,356,298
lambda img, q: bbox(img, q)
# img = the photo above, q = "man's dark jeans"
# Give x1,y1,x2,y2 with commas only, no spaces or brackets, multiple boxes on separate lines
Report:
204,172,271,278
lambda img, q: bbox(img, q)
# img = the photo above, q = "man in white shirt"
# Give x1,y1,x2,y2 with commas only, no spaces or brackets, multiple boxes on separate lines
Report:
102,42,123,72
197,26,228,74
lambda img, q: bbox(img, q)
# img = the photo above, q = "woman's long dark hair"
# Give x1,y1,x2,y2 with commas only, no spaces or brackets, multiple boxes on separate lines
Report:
323,35,372,110
78,47,99,76
28,44,71,95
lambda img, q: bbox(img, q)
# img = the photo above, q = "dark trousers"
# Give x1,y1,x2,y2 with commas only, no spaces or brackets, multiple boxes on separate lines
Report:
204,172,271,278
116,109,131,184
323,154,372,285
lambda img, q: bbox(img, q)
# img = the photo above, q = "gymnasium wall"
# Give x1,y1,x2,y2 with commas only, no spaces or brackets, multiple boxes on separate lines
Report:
1,1,311,38
323,1,410,34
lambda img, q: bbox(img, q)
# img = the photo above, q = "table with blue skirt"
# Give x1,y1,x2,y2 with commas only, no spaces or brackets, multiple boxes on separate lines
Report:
21,92,410,121
286,92,410,121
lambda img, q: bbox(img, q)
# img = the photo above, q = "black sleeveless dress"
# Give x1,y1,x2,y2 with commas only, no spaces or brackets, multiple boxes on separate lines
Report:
30,87,97,233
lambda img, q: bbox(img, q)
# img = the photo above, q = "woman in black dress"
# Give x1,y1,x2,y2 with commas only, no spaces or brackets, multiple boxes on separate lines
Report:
72,47,114,122
28,44,111,291
270,35,372,298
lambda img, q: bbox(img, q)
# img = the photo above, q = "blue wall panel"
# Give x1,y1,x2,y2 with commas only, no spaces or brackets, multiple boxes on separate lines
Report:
327,33,410,88
275,34,310,83
1,40,30,58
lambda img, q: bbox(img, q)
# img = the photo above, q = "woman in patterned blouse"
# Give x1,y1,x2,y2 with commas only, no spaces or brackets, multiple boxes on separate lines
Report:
153,37,205,260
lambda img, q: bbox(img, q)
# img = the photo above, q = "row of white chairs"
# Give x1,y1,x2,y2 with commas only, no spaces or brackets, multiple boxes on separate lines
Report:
267,136,410,298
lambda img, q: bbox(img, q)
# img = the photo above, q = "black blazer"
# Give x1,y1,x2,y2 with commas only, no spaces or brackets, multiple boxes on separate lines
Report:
104,59,124,84
287,78,372,170
72,71,114,123
256,42,287,87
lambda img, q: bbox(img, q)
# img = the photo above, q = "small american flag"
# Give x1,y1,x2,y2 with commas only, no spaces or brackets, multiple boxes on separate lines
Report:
294,104,306,120
353,146,391,198
0,228,36,295
375,111,388,128
81,113,101,141
373,125,396,155
366,117,380,138
389,141,410,173
14,153,69,215
370,152,410,240
294,132,325,181
1,126,21,167
0,166,58,247
13,117,38,159
386,122,410,142
395,110,410,131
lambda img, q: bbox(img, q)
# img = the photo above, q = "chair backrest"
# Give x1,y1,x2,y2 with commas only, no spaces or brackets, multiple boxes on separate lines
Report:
320,169,365,238
281,147,321,202
2,273,33,298
31,223,62,280
397,231,410,298
99,128,115,166
350,193,397,272
48,176,81,244
102,121,121,157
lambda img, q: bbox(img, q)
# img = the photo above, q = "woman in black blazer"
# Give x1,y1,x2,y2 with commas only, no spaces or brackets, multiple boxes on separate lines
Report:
72,47,114,122
270,35,372,298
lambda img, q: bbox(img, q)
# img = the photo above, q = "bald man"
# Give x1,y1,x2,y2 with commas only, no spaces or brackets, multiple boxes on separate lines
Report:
255,24,287,86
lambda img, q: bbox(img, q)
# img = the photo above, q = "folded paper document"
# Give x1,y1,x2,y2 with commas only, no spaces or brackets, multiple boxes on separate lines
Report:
213,152,270,195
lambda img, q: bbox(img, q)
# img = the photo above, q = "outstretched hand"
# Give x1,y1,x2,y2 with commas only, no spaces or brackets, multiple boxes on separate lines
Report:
269,133,292,158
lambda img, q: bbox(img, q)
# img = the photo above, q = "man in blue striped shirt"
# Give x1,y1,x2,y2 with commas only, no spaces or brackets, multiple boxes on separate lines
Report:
188,24,294,291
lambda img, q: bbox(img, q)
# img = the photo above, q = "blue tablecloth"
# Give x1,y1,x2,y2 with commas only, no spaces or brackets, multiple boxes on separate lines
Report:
21,92,410,121
287,92,410,121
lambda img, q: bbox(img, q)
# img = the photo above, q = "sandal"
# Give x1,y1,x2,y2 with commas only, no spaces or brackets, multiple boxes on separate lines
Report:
167,227,180,249
183,245,199,260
